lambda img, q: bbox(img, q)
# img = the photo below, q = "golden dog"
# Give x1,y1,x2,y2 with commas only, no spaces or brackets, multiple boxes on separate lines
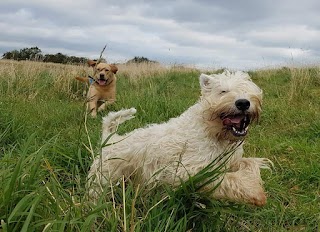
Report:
76,60,118,117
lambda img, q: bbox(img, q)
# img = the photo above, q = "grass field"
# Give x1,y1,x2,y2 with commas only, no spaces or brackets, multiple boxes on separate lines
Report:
0,59,319,231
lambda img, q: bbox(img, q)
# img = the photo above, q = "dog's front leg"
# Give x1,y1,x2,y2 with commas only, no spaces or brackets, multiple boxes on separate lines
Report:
97,98,114,112
97,102,106,112
88,100,98,117
212,158,271,206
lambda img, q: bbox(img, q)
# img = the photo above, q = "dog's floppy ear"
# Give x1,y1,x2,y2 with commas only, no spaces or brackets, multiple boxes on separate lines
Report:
110,64,118,74
87,60,97,67
199,74,213,93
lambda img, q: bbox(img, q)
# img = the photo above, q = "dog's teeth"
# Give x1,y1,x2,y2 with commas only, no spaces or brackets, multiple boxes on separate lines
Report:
231,125,249,137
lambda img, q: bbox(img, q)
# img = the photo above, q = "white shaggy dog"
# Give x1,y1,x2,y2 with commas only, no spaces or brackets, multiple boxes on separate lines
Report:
88,71,272,206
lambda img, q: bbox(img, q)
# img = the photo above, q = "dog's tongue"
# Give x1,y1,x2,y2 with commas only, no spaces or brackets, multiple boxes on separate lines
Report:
223,116,243,126
98,79,107,85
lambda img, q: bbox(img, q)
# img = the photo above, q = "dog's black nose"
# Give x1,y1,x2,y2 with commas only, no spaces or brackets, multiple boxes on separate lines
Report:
100,73,105,78
235,99,250,111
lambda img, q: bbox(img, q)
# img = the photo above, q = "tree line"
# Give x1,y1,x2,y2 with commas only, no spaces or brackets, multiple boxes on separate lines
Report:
2,47,157,64
2,47,87,64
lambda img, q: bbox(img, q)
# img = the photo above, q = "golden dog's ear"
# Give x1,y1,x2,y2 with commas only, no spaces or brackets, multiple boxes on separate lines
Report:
110,64,118,74
87,60,97,67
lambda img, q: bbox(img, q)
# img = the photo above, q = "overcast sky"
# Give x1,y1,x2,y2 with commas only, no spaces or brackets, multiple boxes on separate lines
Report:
1,0,320,70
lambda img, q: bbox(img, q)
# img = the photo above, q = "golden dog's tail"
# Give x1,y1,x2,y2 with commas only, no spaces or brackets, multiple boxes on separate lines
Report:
102,108,137,138
75,76,90,84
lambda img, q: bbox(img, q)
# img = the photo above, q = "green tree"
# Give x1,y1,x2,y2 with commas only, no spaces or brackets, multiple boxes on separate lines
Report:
2,47,42,60
2,50,20,59
43,53,66,63
19,47,42,60
127,56,157,64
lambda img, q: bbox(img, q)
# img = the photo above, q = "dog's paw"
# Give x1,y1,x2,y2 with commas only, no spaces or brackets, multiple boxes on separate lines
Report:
249,188,267,206
91,111,97,118
119,108,137,121
126,108,137,116
103,108,137,129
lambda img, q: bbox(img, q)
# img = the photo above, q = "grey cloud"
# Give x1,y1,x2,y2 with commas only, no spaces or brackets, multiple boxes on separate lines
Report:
0,0,320,69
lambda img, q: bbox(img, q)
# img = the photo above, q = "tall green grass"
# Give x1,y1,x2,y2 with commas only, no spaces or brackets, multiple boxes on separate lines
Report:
0,60,319,231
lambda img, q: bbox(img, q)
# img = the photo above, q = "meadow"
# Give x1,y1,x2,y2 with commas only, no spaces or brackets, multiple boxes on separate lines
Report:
0,59,319,231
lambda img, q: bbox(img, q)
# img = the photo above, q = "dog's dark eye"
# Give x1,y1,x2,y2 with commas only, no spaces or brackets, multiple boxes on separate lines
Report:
220,91,227,94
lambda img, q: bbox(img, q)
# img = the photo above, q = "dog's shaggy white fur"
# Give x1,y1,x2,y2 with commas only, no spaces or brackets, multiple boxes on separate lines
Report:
88,71,272,206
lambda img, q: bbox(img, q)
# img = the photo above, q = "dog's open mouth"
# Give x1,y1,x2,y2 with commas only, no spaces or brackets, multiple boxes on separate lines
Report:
97,79,107,85
221,114,250,137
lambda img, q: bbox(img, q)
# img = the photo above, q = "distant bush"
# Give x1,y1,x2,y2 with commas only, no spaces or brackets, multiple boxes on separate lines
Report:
2,47,158,66
126,56,158,64
2,47,87,64
2,46,42,61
